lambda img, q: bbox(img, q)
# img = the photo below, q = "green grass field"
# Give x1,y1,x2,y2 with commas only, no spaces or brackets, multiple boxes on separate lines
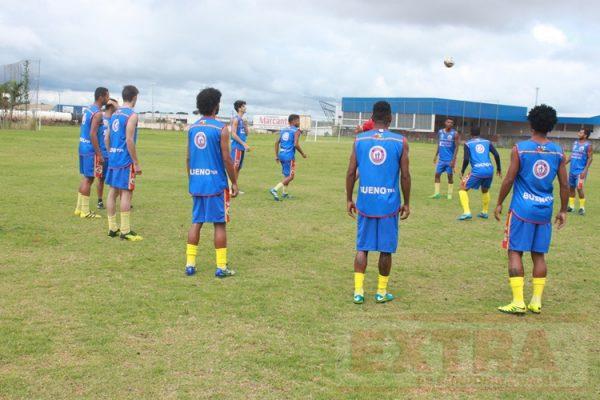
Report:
0,126,598,399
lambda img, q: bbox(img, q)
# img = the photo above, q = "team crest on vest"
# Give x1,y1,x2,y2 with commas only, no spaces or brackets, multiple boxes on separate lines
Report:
369,145,387,165
81,112,87,125
282,132,290,141
475,144,485,154
194,131,207,149
532,160,550,179
112,118,120,132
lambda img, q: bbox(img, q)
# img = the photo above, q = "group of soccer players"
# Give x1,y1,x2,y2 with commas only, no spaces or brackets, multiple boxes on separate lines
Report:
74,86,593,313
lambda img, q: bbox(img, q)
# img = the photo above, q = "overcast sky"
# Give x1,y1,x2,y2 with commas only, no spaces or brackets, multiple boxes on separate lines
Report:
1,0,599,118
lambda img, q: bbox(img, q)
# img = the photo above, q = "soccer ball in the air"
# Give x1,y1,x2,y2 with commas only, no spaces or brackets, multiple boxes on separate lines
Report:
444,57,455,68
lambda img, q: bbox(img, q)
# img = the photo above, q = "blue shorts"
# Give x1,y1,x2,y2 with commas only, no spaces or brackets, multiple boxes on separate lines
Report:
462,173,492,190
435,161,453,175
502,211,552,254
105,164,136,191
231,148,245,170
356,214,399,253
281,159,296,178
79,154,95,178
192,190,230,223
568,173,585,190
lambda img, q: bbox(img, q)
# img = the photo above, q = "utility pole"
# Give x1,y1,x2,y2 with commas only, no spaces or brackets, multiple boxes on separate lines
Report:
535,87,539,106
151,82,156,123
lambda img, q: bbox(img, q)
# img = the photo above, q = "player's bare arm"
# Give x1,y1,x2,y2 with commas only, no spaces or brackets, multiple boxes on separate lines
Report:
433,144,439,164
555,157,569,229
583,145,593,177
400,140,411,220
90,112,103,157
451,132,460,168
294,130,307,158
126,113,141,175
221,126,238,196
345,144,358,218
494,146,519,221
231,118,249,151
490,143,502,177
460,144,469,177
104,124,111,154
274,136,280,163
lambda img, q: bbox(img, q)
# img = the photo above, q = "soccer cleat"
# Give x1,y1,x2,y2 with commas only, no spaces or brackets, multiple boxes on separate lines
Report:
497,302,526,315
282,193,291,200
120,231,143,241
578,208,585,216
74,209,81,216
457,213,472,221
429,193,442,199
107,229,121,238
567,206,574,212
375,293,394,303
80,211,101,219
215,267,236,278
527,303,542,314
97,200,105,209
353,294,364,304
185,266,196,276
269,188,280,201
238,191,245,195
477,212,489,219
447,194,453,200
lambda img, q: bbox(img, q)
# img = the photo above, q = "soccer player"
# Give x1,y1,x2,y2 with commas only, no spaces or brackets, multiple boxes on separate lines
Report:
185,88,238,278
269,114,307,200
457,127,502,220
230,100,250,193
74,87,109,219
95,98,119,209
565,128,593,215
105,85,143,241
430,118,459,199
346,101,411,304
354,118,374,134
494,104,568,315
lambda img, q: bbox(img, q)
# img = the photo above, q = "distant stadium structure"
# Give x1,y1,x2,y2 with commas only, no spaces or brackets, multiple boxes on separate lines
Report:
340,97,600,139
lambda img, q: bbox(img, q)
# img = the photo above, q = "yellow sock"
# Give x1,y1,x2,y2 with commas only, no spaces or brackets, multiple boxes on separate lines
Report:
482,192,491,214
274,182,284,191
530,277,546,305
377,274,389,296
216,248,227,269
186,244,198,267
447,183,454,196
282,185,288,195
120,211,131,234
579,198,586,209
569,197,575,209
80,195,90,215
458,190,471,214
354,272,365,296
509,277,525,306
107,214,118,231
75,192,82,213
434,182,440,195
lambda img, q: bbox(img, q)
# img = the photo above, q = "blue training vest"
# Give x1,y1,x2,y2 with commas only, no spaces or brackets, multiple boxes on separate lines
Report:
188,117,228,196
509,139,563,224
108,107,137,169
438,128,457,162
355,129,405,218
98,114,110,158
230,115,247,151
569,140,591,175
466,138,494,177
278,126,299,161
79,104,100,156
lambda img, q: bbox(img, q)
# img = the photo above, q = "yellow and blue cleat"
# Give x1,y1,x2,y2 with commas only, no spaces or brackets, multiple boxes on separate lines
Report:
120,231,143,241
527,303,542,314
80,211,101,219
477,212,489,219
353,293,364,304
375,293,394,303
457,213,472,221
497,302,526,315
269,188,280,201
74,209,81,216
215,267,236,278
185,266,196,276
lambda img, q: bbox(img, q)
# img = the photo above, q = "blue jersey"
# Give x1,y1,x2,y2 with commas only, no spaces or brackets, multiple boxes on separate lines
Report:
108,107,137,168
79,104,100,156
278,126,299,161
466,138,493,177
355,129,405,218
188,118,228,196
230,115,247,151
438,128,457,162
98,114,109,158
569,140,591,175
510,140,564,224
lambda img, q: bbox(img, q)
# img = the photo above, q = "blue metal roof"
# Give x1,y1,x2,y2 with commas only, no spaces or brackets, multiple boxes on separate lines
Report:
342,97,600,125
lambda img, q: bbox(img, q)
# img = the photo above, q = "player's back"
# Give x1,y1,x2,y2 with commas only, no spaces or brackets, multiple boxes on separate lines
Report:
569,140,590,174
79,104,100,155
188,118,228,196
466,137,493,177
108,107,137,168
438,128,457,161
230,115,247,150
98,113,110,158
510,139,563,223
355,129,405,217
279,126,298,160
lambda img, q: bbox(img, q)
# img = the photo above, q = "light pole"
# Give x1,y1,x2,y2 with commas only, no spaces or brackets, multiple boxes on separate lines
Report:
535,87,539,106
150,82,156,123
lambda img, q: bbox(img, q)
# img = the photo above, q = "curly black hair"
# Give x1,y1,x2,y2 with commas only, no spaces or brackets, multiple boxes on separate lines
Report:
196,87,221,116
583,128,591,138
527,104,557,134
94,87,108,101
372,101,392,123
288,114,300,123
234,100,246,112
